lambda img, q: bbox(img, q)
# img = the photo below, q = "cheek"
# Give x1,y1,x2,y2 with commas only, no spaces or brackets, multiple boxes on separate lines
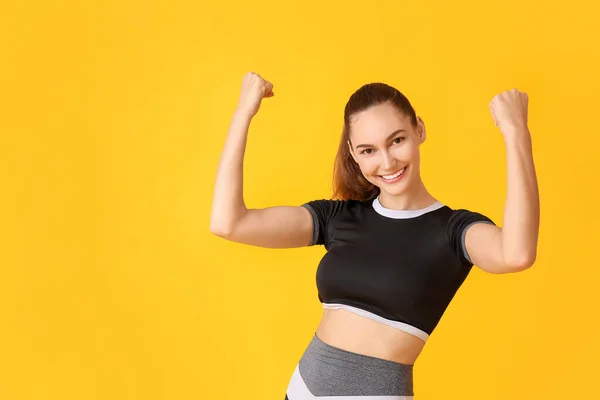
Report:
359,159,380,175
393,145,419,161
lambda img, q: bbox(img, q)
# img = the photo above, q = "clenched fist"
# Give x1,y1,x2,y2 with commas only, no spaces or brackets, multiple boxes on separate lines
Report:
236,72,274,119
489,89,529,139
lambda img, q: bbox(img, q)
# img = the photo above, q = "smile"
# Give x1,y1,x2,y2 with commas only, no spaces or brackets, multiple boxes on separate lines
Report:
379,167,407,183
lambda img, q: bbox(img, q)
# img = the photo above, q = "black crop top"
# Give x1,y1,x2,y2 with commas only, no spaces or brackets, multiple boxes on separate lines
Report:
301,196,495,340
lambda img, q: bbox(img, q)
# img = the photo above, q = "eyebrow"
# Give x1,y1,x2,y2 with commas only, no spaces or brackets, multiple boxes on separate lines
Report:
354,129,408,149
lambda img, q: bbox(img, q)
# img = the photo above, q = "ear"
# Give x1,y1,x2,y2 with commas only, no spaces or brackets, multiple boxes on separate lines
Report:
347,140,358,164
416,116,426,144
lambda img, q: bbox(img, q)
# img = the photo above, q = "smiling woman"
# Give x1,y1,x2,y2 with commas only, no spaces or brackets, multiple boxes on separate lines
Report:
210,73,540,399
334,84,429,208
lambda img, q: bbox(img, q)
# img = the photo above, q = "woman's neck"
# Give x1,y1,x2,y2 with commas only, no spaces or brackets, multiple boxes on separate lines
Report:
377,181,437,211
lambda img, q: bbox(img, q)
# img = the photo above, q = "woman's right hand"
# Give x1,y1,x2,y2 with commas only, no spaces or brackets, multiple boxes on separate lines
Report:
235,72,274,119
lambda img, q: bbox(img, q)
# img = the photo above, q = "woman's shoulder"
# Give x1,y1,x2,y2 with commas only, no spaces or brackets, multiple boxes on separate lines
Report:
302,197,372,207
438,202,497,233
301,197,373,219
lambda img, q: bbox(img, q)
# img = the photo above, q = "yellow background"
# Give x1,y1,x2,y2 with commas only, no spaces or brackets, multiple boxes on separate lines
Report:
1,0,599,398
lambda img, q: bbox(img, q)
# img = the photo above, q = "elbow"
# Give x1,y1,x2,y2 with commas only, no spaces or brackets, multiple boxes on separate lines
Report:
210,217,234,238
210,208,246,239
505,252,537,272
210,224,230,238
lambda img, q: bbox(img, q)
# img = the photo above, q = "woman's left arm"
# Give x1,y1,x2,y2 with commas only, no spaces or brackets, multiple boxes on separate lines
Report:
465,89,540,273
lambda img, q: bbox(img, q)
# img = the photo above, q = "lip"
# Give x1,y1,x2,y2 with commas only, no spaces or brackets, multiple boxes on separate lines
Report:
378,166,408,184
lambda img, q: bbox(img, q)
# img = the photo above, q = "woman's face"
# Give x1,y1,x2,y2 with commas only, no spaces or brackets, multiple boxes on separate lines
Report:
348,102,426,197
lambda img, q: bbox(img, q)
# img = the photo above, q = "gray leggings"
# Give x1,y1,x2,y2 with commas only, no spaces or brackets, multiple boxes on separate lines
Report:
285,333,414,399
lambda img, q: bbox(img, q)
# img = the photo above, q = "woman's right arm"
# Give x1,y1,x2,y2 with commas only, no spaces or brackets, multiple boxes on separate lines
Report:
209,72,314,248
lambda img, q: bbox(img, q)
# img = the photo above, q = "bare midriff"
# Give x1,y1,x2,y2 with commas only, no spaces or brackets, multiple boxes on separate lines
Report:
315,308,426,366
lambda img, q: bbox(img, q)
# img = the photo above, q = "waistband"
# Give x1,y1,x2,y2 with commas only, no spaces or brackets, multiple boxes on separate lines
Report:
289,333,414,397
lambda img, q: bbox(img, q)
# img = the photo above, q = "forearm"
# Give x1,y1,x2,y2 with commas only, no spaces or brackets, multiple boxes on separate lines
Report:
210,110,253,234
501,130,540,267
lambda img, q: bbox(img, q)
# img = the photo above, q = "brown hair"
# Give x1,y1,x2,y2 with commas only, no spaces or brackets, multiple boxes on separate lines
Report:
332,83,418,201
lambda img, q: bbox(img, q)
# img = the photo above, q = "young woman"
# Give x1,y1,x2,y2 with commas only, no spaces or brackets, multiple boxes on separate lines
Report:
210,72,539,399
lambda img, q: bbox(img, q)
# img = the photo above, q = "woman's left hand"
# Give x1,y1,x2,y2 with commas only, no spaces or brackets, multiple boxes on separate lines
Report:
489,89,530,140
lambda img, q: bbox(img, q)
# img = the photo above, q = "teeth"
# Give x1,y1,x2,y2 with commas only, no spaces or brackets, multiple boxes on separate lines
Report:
382,168,405,180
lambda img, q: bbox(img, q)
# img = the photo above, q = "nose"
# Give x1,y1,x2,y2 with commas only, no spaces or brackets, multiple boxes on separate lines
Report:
380,150,396,171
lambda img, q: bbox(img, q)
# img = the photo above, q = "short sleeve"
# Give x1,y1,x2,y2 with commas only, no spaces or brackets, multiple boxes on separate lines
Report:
447,209,496,265
300,199,346,250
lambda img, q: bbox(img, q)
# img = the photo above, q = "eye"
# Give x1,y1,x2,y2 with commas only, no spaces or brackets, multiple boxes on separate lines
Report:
392,137,405,145
361,148,373,155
